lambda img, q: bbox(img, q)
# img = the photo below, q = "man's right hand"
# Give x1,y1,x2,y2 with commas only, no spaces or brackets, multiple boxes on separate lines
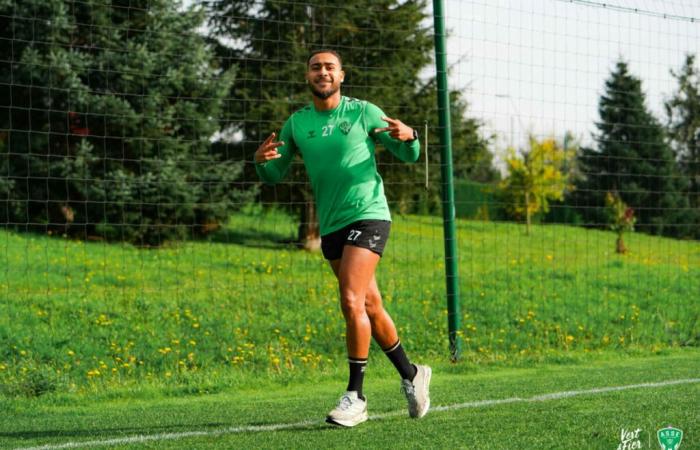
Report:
254,132,284,164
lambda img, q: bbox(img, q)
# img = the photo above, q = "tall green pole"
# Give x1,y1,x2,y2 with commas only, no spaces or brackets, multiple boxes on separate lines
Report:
432,0,461,361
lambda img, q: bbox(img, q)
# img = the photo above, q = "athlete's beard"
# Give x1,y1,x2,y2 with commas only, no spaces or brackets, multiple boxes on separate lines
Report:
309,80,340,100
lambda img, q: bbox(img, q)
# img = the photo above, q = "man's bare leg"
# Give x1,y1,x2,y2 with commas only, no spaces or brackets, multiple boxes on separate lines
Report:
329,259,398,350
329,249,415,382
334,246,379,361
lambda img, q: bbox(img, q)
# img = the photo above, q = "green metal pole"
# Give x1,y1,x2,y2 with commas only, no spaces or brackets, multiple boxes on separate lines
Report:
432,0,461,361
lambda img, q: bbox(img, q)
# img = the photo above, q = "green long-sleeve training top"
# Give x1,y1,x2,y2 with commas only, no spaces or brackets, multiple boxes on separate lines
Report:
255,96,420,236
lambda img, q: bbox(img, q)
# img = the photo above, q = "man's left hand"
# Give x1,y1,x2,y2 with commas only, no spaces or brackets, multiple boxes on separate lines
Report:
374,117,415,142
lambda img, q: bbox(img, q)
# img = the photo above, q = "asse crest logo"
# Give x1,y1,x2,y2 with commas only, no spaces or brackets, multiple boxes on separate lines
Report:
657,427,683,450
339,121,352,135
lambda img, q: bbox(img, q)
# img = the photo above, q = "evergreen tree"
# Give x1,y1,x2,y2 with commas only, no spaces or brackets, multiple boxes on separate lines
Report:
575,61,689,237
0,0,250,245
205,0,496,246
665,54,700,238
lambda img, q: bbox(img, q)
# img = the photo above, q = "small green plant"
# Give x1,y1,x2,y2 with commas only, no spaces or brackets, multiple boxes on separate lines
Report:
605,191,636,254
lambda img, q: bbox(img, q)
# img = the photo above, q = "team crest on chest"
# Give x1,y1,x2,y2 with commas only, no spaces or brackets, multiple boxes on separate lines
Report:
339,120,352,135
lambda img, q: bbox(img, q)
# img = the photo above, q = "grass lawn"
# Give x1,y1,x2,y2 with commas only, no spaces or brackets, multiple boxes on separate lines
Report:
1,348,698,449
1,209,698,396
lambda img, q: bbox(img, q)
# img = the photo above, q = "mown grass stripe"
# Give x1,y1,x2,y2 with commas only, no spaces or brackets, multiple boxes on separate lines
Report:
16,377,700,450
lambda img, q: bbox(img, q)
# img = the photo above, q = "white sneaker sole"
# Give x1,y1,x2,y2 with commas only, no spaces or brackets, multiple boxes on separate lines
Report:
415,366,432,419
325,410,369,427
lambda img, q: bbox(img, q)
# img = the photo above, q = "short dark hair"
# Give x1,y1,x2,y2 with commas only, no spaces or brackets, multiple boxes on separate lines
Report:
307,49,342,67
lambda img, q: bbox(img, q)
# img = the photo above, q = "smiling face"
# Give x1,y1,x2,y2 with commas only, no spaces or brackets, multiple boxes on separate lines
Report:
306,52,344,100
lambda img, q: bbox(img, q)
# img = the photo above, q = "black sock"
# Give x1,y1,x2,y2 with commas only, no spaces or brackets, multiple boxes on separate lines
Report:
347,357,367,399
383,340,417,381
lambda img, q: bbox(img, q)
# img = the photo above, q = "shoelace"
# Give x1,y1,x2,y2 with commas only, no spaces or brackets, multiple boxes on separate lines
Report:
337,395,354,411
400,381,416,397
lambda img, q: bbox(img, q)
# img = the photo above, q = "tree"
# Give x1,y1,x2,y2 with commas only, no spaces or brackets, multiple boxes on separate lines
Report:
575,61,689,237
205,0,496,248
605,191,636,254
665,54,700,238
543,131,583,225
0,0,251,245
499,136,572,235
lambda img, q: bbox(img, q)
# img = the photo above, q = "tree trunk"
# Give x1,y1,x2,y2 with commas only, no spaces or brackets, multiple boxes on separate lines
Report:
616,233,627,254
525,190,531,236
297,200,320,251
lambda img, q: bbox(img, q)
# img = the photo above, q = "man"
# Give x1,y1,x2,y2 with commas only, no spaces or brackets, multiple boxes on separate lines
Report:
254,49,431,427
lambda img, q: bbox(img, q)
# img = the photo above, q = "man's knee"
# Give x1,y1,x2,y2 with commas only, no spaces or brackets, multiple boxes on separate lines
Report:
340,290,366,319
364,290,384,320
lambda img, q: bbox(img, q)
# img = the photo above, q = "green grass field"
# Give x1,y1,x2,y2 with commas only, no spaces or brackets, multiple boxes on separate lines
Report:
1,208,697,396
1,350,698,449
1,208,698,447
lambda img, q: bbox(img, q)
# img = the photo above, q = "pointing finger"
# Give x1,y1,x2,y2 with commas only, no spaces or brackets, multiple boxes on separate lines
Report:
381,116,399,124
263,132,276,145
373,127,391,133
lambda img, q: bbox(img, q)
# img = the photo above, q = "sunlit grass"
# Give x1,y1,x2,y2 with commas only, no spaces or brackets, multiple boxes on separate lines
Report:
0,208,697,396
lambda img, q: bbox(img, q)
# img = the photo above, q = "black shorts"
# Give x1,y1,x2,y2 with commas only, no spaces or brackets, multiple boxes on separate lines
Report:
321,220,391,260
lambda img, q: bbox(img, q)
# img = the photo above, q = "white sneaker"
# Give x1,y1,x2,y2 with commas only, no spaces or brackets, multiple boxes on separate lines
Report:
401,364,431,418
325,391,368,427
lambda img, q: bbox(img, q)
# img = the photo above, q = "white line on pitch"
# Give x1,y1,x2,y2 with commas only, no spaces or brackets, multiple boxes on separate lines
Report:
14,377,700,450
